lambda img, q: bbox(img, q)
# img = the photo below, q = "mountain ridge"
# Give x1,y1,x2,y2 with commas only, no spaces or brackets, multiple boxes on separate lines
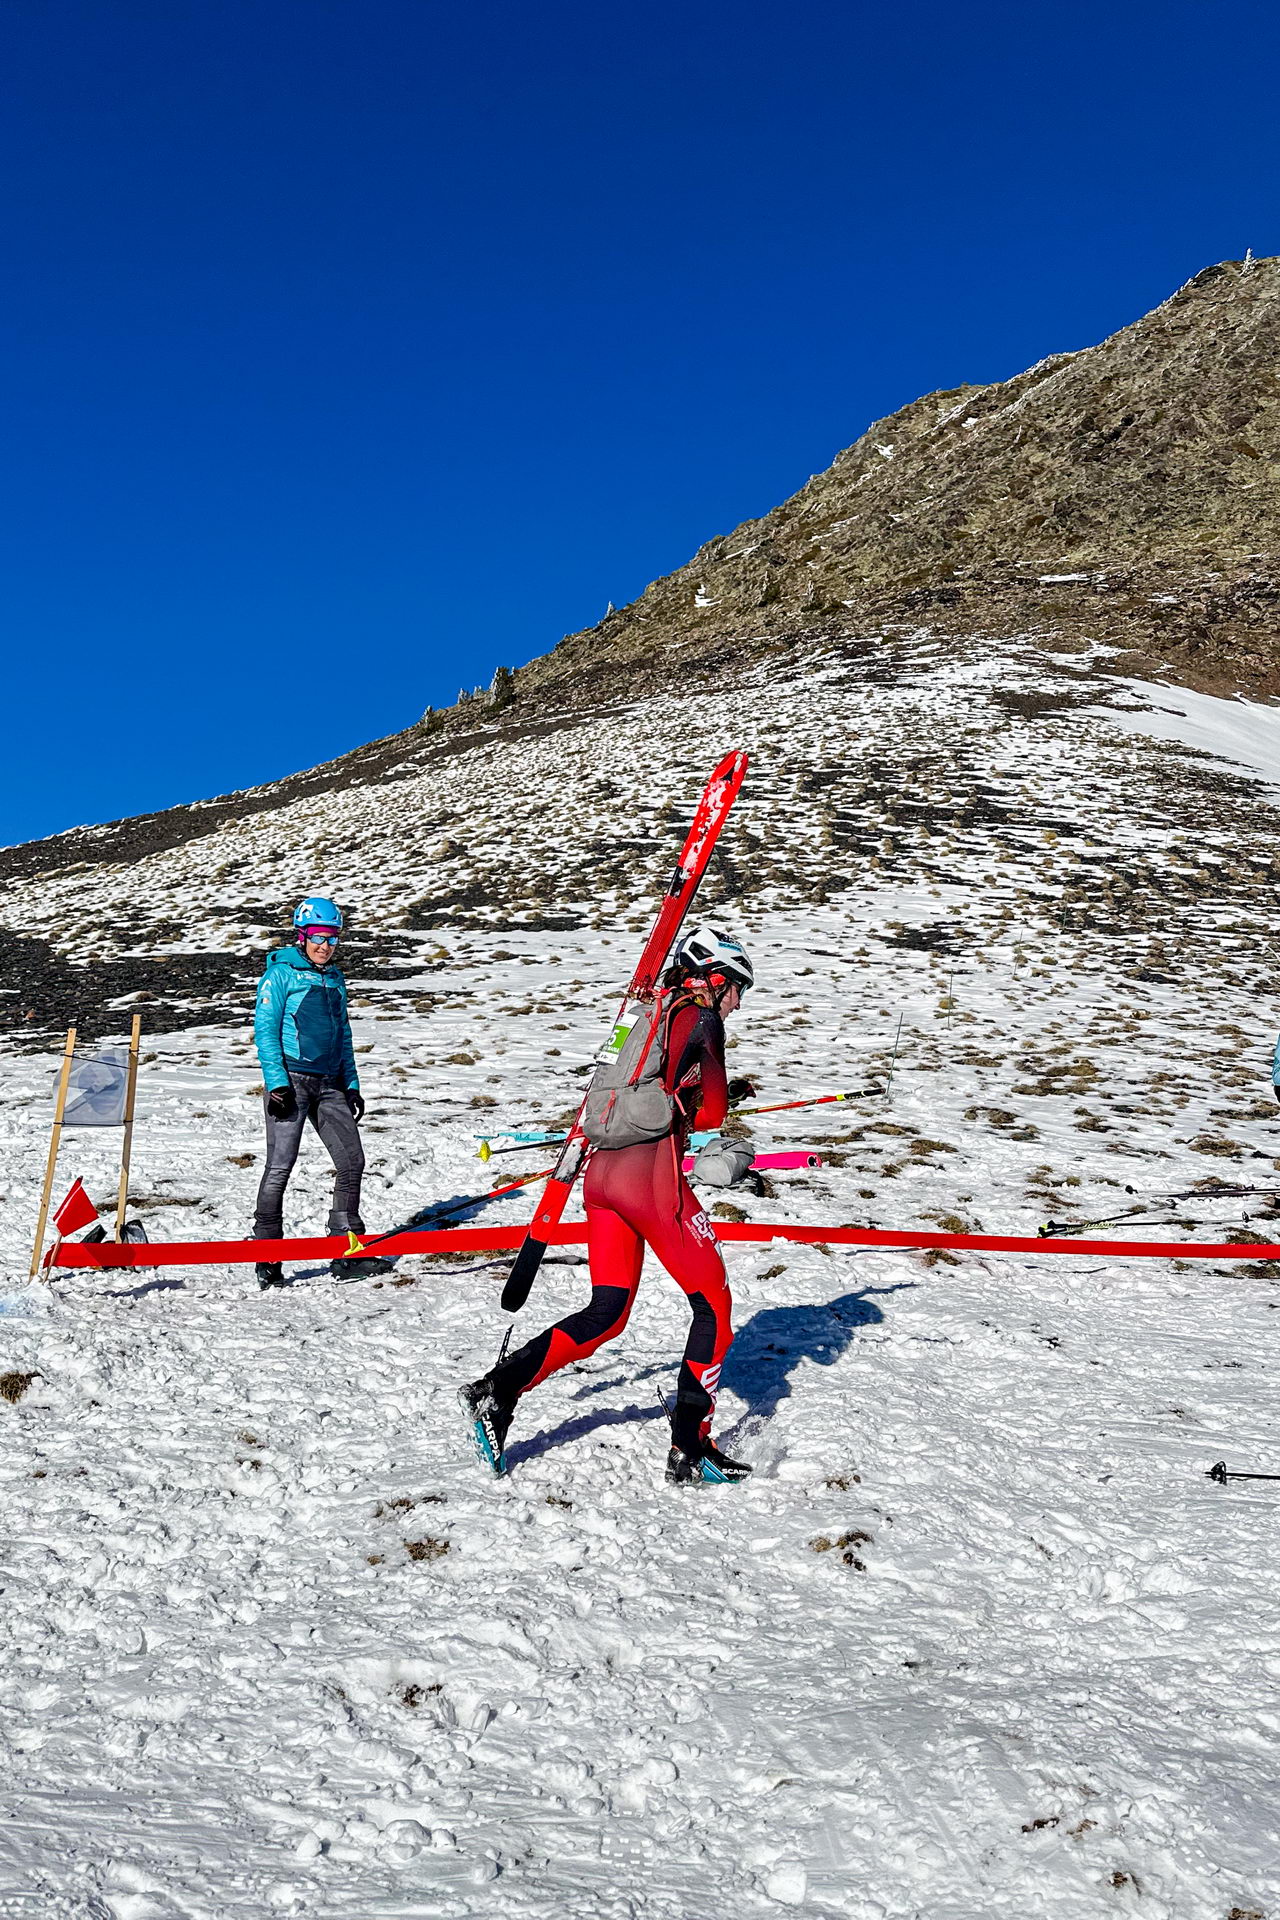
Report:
8,255,1278,886
525,256,1280,704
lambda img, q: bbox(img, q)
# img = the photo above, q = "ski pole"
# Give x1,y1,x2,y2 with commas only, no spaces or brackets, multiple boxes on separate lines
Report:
1207,1461,1280,1485
1123,1181,1280,1204
733,1088,882,1118
340,1166,555,1257
1038,1206,1194,1238
1039,1210,1262,1239
478,1135,567,1162
884,1016,905,1098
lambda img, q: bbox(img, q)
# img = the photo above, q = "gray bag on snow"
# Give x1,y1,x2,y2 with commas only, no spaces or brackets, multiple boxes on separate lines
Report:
691,1138,757,1188
580,999,677,1149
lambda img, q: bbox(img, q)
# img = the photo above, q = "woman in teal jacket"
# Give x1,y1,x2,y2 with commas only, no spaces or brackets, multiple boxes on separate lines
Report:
251,896,365,1287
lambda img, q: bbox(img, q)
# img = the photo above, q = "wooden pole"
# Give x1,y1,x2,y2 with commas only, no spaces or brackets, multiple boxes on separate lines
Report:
115,1014,142,1240
30,1027,77,1279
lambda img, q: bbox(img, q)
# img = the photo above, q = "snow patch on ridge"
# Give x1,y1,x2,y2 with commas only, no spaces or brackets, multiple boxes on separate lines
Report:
1083,677,1280,791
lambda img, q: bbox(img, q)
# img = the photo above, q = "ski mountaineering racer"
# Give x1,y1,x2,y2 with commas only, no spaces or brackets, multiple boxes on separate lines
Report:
250,897,365,1289
462,925,755,1485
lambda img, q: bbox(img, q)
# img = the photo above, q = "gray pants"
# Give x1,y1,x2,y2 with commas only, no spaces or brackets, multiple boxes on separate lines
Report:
253,1072,365,1236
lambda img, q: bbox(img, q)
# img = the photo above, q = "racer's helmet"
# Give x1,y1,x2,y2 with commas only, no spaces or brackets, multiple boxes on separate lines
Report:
671,924,753,996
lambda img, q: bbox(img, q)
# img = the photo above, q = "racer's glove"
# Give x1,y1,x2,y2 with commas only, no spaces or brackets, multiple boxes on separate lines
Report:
346,1090,366,1123
267,1085,296,1120
727,1077,757,1106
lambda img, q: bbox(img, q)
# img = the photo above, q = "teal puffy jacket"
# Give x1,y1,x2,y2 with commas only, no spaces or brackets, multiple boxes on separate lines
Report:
254,946,359,1092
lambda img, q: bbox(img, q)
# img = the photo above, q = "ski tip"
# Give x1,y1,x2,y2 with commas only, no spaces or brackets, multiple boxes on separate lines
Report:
500,1240,541,1312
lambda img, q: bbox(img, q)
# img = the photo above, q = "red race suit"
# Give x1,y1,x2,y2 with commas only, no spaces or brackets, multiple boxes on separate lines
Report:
490,997,733,1454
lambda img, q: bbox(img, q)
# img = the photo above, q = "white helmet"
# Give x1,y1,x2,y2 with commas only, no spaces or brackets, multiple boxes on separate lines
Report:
672,924,754,994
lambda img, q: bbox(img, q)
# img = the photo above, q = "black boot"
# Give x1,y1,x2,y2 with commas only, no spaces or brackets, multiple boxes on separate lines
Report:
460,1374,516,1476
665,1440,751,1485
327,1213,387,1277
251,1218,285,1290
702,1440,752,1482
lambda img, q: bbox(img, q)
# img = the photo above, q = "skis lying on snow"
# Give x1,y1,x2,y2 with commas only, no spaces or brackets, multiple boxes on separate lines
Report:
500,748,749,1314
479,1087,883,1158
1039,1179,1280,1238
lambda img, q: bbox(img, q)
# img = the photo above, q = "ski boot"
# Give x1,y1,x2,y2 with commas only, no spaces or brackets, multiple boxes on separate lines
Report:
328,1221,388,1279
665,1440,752,1486
256,1262,287,1291
460,1374,516,1476
329,1242,390,1279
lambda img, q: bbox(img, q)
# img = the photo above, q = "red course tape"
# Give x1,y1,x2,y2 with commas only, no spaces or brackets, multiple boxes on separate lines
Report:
44,1222,1280,1270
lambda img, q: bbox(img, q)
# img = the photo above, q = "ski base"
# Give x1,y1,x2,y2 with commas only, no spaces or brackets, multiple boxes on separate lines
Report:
469,1417,507,1477
459,1385,509,1476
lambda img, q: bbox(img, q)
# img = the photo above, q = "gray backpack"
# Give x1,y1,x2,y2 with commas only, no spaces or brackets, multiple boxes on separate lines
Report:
691,1138,756,1188
581,996,681,1149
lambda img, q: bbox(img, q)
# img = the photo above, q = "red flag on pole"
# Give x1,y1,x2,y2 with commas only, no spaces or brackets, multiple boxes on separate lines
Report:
53,1178,99,1237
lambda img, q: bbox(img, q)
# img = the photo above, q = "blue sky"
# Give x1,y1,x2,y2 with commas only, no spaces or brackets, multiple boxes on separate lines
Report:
3,0,1278,844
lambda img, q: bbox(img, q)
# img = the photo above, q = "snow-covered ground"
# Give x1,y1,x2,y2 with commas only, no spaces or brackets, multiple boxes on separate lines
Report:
4,641,1280,1917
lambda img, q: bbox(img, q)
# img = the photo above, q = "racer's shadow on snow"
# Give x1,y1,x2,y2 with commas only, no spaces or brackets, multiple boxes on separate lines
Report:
503,1284,910,1468
504,1401,662,1469
718,1283,909,1437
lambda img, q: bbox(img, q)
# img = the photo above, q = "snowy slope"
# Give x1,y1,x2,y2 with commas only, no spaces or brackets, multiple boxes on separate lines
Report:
4,635,1280,1917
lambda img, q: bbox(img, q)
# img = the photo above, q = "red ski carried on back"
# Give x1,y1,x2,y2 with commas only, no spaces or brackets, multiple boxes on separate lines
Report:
500,748,749,1311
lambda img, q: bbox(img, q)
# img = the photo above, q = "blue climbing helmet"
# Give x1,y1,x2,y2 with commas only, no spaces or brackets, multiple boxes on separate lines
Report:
293,896,343,935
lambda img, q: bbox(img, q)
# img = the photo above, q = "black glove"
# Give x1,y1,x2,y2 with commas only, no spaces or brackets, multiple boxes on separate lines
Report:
727,1077,757,1106
267,1085,296,1120
1273,1084,1280,1106
346,1090,366,1123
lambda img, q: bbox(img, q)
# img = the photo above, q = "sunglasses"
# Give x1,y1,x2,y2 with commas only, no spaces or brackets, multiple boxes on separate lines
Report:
302,930,341,946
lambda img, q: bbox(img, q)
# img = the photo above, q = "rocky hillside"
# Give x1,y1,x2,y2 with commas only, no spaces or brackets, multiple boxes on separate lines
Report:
529,256,1280,704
